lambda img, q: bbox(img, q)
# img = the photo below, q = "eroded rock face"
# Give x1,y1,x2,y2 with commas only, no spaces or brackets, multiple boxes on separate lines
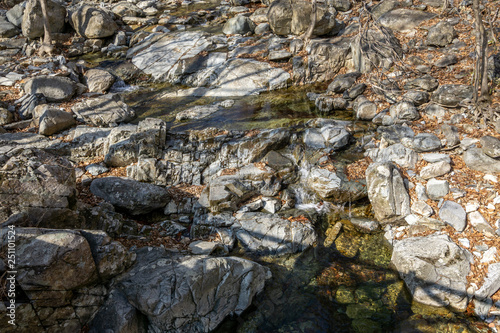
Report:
391,234,471,311
117,248,271,333
0,149,77,227
366,162,410,223
89,289,147,333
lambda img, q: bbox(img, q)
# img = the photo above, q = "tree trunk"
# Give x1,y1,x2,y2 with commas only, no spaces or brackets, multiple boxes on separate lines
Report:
303,0,317,43
38,0,54,56
473,0,490,102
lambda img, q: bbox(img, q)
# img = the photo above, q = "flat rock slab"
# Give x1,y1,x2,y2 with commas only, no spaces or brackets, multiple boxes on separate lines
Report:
90,176,170,215
206,58,290,97
72,94,136,127
378,9,435,32
131,31,211,81
463,148,500,173
439,200,466,232
232,212,317,256
162,58,290,97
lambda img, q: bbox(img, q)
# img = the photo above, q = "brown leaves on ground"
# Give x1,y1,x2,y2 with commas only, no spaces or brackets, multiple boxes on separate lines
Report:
345,156,372,181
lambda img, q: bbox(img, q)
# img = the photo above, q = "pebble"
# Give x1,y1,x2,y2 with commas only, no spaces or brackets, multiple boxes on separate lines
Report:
458,238,470,248
466,202,480,213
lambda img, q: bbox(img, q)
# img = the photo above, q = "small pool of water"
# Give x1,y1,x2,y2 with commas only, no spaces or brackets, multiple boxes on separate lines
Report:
123,83,358,131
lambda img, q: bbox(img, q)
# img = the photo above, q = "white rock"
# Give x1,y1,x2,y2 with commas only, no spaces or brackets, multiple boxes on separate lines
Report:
405,214,420,225
458,238,470,248
484,174,498,183
481,247,497,263
466,202,480,213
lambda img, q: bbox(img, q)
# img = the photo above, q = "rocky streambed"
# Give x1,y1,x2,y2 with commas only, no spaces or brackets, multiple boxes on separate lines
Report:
1,0,500,332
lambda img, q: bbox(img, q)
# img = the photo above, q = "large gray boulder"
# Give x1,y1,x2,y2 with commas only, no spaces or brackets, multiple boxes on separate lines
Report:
366,162,410,223
480,135,500,158
90,177,170,215
223,15,256,35
117,248,271,333
307,38,351,81
439,200,466,232
72,94,136,127
389,101,419,122
307,167,366,202
426,21,456,47
21,0,66,39
378,9,435,32
39,109,76,136
391,234,471,311
403,133,442,152
328,0,351,11
232,212,317,255
24,76,77,102
70,5,118,39
431,84,474,107
85,69,116,93
0,228,133,332
365,143,418,169
9,229,98,291
130,31,211,82
6,3,24,27
0,14,19,38
267,0,338,36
